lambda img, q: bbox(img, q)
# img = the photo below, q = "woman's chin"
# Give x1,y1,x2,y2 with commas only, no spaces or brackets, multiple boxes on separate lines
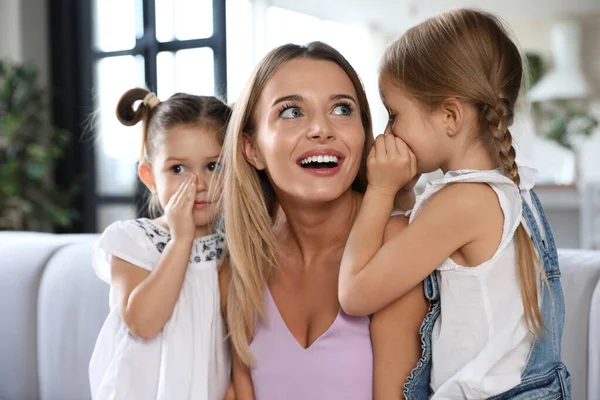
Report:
284,183,352,205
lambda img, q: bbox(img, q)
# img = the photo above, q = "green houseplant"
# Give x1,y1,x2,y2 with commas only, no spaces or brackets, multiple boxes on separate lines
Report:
0,61,78,231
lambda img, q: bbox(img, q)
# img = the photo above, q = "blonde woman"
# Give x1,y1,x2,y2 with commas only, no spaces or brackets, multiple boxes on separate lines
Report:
219,42,438,400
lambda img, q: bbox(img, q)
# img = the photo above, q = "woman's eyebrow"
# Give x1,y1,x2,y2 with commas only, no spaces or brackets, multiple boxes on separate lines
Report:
330,94,357,104
271,94,304,108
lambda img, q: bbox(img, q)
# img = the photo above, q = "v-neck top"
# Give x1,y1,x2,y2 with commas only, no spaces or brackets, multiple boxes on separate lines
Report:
249,287,373,399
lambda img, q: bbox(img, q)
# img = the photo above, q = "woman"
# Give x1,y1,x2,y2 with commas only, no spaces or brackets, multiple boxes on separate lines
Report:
219,42,438,399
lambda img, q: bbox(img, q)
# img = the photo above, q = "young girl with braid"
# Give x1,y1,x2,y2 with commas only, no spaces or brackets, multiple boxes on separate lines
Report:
339,9,571,399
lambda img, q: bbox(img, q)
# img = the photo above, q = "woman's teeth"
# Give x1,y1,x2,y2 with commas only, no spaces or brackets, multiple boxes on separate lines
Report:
300,155,339,165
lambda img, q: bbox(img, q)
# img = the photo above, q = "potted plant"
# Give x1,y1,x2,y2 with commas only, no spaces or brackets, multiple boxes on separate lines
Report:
0,61,78,231
526,52,599,184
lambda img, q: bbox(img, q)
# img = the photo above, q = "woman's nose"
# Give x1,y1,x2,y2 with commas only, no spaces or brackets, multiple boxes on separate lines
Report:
307,115,335,141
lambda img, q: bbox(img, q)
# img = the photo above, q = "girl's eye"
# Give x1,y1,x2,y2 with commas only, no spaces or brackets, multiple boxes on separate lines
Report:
171,165,187,174
280,106,302,119
333,103,353,116
207,162,222,172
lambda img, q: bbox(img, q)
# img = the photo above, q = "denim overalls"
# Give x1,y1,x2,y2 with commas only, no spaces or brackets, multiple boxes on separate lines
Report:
401,189,571,399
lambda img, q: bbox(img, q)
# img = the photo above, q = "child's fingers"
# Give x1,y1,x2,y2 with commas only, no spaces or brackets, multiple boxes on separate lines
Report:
374,134,387,157
394,136,410,159
183,175,197,208
171,174,193,207
384,121,393,137
384,133,398,156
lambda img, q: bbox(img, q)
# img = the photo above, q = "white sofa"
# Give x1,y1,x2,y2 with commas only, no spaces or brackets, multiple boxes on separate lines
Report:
0,232,599,400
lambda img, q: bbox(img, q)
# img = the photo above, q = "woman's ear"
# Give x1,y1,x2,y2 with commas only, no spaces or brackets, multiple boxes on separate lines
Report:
138,162,157,194
439,98,465,137
243,134,266,170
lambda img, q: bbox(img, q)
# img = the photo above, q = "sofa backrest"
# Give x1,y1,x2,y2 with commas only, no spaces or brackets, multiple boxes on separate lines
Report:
0,232,106,400
1,233,600,399
559,249,600,400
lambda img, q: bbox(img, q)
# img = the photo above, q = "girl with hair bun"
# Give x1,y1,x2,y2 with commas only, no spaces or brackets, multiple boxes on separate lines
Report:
89,88,233,400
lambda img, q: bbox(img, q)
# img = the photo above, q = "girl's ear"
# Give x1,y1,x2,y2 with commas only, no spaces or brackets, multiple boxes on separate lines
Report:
439,97,465,137
138,162,157,193
242,134,266,170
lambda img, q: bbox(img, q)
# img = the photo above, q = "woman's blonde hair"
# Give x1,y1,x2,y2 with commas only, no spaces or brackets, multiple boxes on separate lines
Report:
221,41,374,364
381,9,546,334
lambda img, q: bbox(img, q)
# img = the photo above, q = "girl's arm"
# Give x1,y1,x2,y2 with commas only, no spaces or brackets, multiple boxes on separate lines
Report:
339,134,491,316
370,216,429,400
111,238,193,340
340,179,492,316
111,173,198,339
219,257,256,400
393,174,420,212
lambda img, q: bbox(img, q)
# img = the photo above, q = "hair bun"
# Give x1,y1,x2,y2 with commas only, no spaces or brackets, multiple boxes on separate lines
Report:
143,92,161,109
116,88,154,127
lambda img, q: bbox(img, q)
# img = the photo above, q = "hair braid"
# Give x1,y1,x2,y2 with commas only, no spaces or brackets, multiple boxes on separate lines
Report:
484,97,520,185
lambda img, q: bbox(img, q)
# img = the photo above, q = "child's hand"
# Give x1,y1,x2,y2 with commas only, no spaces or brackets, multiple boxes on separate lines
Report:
165,173,197,242
367,130,417,199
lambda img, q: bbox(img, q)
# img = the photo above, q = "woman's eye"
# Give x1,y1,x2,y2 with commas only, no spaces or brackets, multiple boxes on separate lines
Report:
280,107,302,118
171,165,187,174
333,104,352,116
207,162,222,172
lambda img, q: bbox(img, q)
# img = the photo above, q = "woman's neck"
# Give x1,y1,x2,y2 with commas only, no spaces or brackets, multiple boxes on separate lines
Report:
275,189,361,266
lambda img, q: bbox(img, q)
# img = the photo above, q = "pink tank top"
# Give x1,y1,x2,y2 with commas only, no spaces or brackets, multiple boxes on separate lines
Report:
249,287,373,399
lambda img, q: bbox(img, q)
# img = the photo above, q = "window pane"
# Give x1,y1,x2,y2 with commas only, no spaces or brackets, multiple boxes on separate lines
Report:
93,0,140,52
94,55,145,196
226,0,253,102
98,204,137,232
157,48,214,98
156,0,213,42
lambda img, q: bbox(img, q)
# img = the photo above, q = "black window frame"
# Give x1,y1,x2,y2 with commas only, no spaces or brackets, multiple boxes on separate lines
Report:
49,0,227,233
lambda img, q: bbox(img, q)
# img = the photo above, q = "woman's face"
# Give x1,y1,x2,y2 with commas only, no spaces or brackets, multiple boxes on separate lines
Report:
244,59,365,204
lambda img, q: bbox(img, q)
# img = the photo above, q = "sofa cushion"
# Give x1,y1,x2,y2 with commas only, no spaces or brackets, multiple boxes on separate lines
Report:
587,271,600,400
0,233,91,400
559,249,600,400
37,238,108,400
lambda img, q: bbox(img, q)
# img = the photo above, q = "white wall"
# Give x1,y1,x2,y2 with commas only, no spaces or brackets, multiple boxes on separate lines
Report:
0,0,49,86
0,0,22,61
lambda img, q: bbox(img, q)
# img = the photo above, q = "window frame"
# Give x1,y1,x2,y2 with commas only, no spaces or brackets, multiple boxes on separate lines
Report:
49,0,227,233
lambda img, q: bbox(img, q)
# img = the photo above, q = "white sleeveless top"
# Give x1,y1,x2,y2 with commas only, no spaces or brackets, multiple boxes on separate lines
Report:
88,218,230,400
409,168,539,399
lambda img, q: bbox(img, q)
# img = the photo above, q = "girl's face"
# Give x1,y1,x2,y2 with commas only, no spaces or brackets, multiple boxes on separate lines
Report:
379,82,447,174
142,125,223,234
244,59,366,204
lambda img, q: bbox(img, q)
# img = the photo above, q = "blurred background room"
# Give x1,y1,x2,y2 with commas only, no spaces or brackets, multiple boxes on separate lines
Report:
1,0,599,248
